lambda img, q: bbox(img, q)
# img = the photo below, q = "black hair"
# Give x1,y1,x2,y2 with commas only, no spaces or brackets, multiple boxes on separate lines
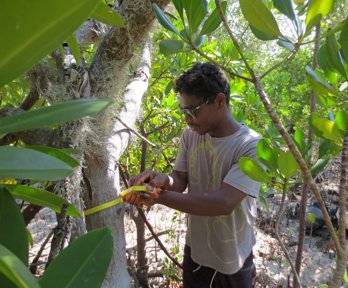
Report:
174,62,230,106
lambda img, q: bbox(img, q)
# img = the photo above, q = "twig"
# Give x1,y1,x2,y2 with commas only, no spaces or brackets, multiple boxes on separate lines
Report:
148,122,170,136
45,203,69,268
274,181,302,288
119,166,183,270
190,45,252,82
215,0,255,79
30,231,53,274
260,48,298,80
137,209,183,269
116,116,156,147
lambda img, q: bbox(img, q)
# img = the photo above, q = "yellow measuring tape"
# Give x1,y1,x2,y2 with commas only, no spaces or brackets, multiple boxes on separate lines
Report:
84,185,148,216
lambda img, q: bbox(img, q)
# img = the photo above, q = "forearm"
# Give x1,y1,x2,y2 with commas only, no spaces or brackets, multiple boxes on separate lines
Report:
164,170,187,192
156,190,240,216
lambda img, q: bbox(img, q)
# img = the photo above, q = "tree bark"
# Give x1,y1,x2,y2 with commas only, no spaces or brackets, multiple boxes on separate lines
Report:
84,38,152,287
330,128,348,287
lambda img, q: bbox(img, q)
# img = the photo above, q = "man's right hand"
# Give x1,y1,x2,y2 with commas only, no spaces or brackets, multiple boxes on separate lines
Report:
122,185,161,208
129,170,171,190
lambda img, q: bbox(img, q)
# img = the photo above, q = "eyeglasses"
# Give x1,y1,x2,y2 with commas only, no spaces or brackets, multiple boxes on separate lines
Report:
179,100,209,119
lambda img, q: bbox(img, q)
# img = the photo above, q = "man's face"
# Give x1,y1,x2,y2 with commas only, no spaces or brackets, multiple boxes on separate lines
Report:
178,94,218,135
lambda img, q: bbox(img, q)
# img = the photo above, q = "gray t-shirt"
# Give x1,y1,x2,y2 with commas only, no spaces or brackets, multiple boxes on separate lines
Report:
174,125,261,274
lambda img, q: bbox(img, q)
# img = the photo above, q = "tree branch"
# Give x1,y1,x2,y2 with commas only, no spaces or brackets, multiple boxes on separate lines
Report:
274,181,302,287
215,0,255,79
116,116,156,147
119,165,183,270
138,208,183,269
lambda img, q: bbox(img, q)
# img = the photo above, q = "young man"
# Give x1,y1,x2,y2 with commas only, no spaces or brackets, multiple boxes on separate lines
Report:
124,62,261,288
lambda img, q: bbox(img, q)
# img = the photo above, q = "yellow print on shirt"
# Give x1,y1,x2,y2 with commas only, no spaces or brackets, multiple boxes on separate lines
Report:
188,140,220,192
188,138,247,264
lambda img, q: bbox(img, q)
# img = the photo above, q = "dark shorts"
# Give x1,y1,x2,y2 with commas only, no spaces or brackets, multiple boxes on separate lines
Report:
183,245,256,288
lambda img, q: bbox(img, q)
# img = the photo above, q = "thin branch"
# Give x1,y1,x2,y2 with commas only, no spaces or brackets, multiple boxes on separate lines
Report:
119,165,183,270
126,229,174,251
274,181,302,288
338,128,348,247
138,209,183,270
46,203,70,268
30,231,53,274
215,0,255,79
190,45,252,82
161,151,173,169
147,122,170,136
116,116,156,147
260,48,299,80
20,90,40,111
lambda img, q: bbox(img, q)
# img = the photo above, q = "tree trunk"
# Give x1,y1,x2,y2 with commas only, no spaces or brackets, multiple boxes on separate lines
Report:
80,2,169,286
84,39,152,287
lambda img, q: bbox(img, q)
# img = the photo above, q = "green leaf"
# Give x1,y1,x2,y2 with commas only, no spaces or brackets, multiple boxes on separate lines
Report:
0,188,28,265
66,34,81,67
0,0,101,86
250,25,277,41
311,158,330,176
192,35,206,47
172,0,184,20
39,227,113,288
0,244,39,288
314,93,337,108
335,111,348,133
0,99,113,137
239,157,271,183
0,147,74,181
305,0,334,35
310,113,343,145
256,139,278,172
3,184,81,218
305,66,339,97
159,40,185,55
277,40,295,51
27,230,33,248
317,43,335,75
199,1,227,36
326,33,347,79
25,146,79,168
307,212,316,224
319,140,341,158
273,0,296,21
164,80,174,95
183,0,207,34
152,3,179,35
293,129,305,154
258,194,270,212
90,1,125,27
278,150,299,179
239,0,281,40
339,20,348,61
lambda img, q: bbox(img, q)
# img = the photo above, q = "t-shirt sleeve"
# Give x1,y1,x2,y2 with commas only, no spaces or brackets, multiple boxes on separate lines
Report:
173,128,189,172
223,137,262,198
